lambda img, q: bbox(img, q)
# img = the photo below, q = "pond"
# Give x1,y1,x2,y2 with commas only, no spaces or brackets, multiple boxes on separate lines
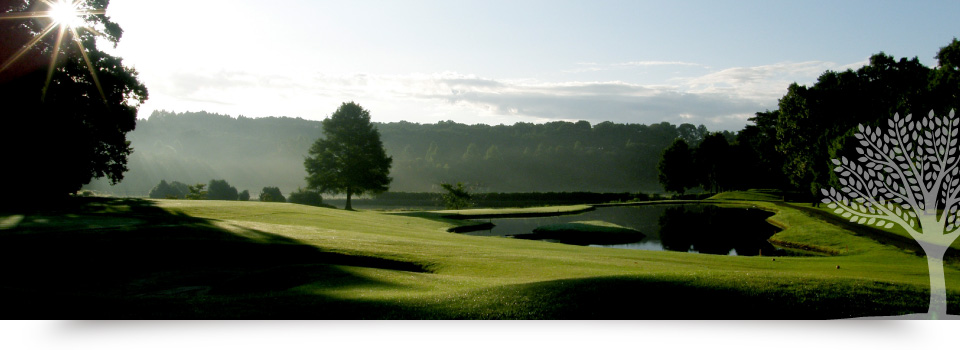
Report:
460,204,797,256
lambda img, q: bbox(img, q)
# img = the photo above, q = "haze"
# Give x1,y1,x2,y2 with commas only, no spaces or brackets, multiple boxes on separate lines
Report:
102,0,960,131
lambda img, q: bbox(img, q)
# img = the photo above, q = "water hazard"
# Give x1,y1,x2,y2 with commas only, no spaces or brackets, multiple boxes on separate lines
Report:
459,204,796,256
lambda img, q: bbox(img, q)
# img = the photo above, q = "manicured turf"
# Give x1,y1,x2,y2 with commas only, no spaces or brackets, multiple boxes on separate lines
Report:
0,196,957,319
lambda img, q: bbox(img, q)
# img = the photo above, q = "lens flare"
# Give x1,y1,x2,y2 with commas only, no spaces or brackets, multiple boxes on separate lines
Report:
0,0,108,102
48,0,84,27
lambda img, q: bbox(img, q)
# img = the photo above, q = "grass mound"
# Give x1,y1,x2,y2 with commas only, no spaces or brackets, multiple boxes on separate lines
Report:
708,190,783,201
510,220,646,245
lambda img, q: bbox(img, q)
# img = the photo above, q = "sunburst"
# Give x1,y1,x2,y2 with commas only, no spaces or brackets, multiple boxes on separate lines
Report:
0,0,108,102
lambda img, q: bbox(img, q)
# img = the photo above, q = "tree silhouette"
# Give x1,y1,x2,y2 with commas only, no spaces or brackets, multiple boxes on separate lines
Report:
207,179,239,200
259,186,285,203
305,102,392,210
657,139,696,195
821,110,960,318
1,0,147,200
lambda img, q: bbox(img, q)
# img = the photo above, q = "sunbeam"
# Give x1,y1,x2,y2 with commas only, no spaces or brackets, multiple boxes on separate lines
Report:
0,0,108,101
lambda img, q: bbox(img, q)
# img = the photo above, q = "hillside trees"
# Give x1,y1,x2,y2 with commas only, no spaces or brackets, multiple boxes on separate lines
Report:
305,102,392,210
84,109,717,195
1,0,148,200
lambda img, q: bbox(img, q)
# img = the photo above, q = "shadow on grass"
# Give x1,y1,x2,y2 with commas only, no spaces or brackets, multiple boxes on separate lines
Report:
786,202,960,264
0,197,429,319
414,275,960,320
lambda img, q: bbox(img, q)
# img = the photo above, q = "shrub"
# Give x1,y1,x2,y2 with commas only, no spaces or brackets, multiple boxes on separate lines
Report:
288,188,324,207
259,187,285,202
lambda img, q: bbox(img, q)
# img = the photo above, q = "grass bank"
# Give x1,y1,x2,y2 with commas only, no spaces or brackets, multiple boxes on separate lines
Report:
0,196,956,319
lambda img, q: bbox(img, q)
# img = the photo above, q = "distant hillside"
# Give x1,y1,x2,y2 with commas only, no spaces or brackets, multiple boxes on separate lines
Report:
86,110,720,196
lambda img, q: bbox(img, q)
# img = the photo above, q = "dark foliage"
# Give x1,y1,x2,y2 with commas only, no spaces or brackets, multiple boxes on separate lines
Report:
259,186,285,203
288,188,325,207
439,182,472,210
148,180,189,199
238,190,250,201
207,179,239,201
657,139,696,194
1,0,147,201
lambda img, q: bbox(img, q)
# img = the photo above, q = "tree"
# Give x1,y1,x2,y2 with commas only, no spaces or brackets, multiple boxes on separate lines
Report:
440,182,472,210
148,180,189,199
304,102,392,210
694,133,731,193
207,179,238,200
259,186,285,202
1,0,148,200
657,139,696,195
238,190,250,201
821,110,960,319
186,183,206,200
148,180,174,199
775,53,933,196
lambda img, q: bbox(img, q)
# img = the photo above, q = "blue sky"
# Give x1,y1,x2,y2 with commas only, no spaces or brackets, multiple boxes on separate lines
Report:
102,0,960,130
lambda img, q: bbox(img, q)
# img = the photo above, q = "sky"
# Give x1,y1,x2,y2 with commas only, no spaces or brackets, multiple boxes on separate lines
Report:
97,0,960,131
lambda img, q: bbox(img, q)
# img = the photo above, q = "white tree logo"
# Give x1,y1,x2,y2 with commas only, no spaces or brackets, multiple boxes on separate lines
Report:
821,109,959,318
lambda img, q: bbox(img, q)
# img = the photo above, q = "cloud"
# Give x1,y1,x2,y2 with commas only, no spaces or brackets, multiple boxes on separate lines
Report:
566,61,707,73
141,60,867,131
675,60,860,102
408,77,766,130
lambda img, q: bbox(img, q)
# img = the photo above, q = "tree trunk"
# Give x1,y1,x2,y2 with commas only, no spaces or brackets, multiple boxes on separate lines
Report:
345,189,353,211
926,253,948,318
919,240,949,319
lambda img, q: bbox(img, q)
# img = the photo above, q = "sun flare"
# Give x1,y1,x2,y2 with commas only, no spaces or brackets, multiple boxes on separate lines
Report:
0,0,108,102
48,0,84,28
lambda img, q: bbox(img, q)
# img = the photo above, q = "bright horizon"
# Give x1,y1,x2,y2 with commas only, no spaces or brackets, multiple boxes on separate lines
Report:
102,0,960,131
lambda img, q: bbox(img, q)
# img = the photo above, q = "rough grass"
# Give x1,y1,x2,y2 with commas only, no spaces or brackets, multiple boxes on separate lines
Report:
0,196,957,319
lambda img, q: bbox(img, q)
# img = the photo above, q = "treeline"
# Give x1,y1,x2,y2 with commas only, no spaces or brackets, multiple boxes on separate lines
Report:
85,110,727,195
658,38,960,199
147,178,329,207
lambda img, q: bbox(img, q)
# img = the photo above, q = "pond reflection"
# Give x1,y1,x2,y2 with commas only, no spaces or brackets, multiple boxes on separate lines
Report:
461,204,795,256
657,206,781,256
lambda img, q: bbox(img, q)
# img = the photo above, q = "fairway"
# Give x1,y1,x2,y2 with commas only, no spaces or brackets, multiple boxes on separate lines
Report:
1,196,957,319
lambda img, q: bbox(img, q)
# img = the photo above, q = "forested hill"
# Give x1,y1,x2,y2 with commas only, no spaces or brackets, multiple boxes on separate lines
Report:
85,110,723,196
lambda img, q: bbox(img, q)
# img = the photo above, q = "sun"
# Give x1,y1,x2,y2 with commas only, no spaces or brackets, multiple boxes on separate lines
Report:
48,0,84,28
0,0,107,101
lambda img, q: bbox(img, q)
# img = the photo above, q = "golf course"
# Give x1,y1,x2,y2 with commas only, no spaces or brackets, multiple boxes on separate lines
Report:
1,190,957,319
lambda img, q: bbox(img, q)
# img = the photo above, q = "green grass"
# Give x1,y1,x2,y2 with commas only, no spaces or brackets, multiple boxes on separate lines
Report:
0,196,957,319
708,189,785,201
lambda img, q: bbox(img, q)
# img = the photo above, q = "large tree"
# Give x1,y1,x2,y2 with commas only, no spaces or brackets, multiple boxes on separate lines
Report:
657,139,696,195
304,102,392,210
1,0,148,200
694,133,731,193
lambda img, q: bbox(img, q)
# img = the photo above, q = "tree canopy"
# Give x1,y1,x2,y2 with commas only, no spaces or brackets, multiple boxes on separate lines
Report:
1,0,147,201
305,102,392,210
657,139,695,194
